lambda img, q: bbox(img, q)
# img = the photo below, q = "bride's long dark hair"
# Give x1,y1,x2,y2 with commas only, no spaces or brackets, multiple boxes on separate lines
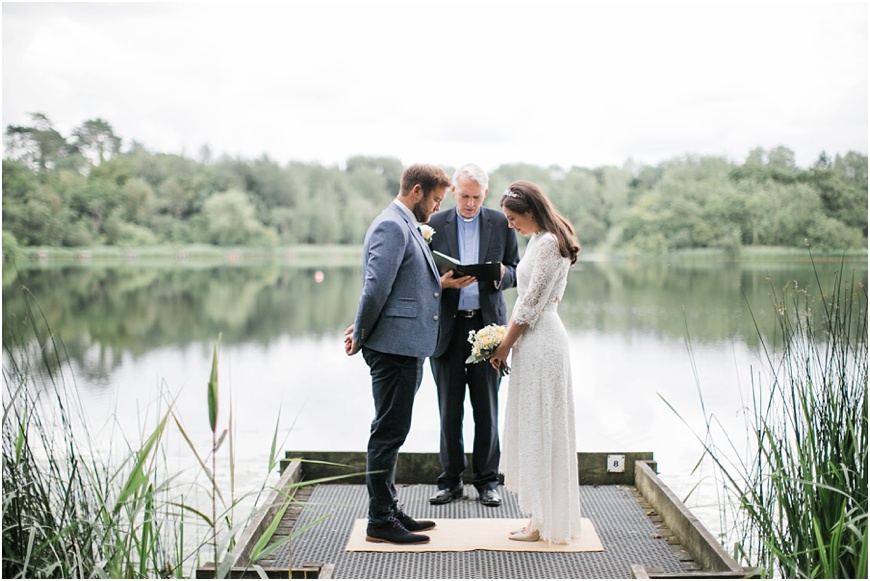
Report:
500,180,581,265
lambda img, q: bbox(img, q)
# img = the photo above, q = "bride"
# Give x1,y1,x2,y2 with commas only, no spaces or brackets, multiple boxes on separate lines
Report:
489,180,583,544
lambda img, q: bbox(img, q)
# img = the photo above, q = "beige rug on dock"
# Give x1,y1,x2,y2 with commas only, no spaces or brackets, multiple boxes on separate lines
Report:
345,518,604,552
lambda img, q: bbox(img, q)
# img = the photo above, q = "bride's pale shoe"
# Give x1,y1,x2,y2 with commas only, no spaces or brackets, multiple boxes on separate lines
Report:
508,528,540,542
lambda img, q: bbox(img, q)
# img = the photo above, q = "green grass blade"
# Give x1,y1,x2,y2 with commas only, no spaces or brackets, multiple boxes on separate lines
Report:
114,412,169,510
208,335,221,433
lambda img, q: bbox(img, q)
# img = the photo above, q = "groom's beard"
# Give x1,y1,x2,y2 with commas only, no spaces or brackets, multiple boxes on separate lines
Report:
412,198,431,223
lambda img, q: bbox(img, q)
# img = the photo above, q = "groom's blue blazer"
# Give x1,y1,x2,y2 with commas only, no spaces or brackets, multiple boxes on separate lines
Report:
352,202,442,358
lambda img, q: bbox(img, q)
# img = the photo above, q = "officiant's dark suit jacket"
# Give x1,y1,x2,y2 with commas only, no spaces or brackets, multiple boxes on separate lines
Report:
426,205,519,493
427,205,518,356
352,201,442,526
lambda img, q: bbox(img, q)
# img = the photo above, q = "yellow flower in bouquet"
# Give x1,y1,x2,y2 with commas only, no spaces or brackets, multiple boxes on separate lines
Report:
465,323,510,377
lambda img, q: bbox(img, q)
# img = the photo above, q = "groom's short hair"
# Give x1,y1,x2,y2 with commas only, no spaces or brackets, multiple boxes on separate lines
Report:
400,164,451,197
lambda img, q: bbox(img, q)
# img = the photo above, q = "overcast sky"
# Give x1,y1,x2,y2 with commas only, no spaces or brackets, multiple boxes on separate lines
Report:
3,1,867,172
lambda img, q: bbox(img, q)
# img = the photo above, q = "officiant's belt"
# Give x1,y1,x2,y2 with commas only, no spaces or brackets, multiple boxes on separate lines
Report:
457,310,480,318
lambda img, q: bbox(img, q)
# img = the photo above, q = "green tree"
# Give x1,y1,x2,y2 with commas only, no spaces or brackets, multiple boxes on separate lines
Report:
2,117,867,252
72,118,122,166
2,160,39,243
202,189,278,246
243,156,304,228
622,156,741,251
4,113,71,171
345,155,404,201
120,177,158,226
490,163,554,198
732,145,799,184
66,177,123,236
561,168,607,248
598,166,633,249
823,152,869,237
751,182,822,246
103,208,159,246
11,184,71,246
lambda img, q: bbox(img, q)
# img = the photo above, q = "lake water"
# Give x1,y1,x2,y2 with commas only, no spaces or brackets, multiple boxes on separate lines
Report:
3,254,866,555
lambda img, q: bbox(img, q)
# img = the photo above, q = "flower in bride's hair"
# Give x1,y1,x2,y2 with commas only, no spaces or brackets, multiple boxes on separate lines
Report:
420,224,435,244
503,188,521,199
465,324,510,377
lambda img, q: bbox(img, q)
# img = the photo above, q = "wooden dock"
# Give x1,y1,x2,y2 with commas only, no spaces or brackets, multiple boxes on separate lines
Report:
200,451,757,579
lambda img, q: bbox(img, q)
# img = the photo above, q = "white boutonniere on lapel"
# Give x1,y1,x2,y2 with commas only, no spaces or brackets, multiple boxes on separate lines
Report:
419,224,435,245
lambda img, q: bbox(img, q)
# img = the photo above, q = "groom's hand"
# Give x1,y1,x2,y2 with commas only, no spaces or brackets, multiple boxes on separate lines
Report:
344,325,360,356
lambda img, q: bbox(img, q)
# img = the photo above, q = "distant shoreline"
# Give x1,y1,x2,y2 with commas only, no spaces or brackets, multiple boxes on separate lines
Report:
4,244,866,267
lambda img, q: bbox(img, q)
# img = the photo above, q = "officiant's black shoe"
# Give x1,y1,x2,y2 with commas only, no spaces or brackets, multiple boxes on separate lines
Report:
479,489,502,507
365,516,430,544
395,509,435,532
429,484,463,504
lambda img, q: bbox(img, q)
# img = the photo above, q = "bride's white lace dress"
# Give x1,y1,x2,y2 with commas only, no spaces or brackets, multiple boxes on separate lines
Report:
500,231,583,544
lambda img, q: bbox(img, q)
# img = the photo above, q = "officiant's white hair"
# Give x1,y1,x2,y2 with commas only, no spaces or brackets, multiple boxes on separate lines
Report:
453,163,488,190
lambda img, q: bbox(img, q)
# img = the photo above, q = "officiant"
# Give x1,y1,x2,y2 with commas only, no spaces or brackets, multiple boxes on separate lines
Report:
426,163,519,507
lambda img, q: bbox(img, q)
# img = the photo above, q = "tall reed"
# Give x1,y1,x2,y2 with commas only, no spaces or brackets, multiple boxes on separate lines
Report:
2,289,177,578
736,260,867,578
1,287,302,578
669,256,867,578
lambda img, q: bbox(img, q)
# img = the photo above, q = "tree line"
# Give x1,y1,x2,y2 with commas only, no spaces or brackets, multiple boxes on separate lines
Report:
3,113,867,254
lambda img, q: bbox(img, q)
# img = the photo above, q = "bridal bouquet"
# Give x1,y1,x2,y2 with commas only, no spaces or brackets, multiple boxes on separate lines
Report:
466,324,510,377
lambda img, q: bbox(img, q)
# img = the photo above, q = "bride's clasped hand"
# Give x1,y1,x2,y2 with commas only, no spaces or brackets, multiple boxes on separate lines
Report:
465,323,510,377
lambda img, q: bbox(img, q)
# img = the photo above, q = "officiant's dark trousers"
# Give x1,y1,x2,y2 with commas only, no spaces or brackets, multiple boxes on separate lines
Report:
362,347,423,526
430,312,501,493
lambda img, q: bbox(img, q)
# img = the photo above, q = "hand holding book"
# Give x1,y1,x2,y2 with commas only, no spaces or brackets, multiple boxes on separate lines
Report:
432,250,502,282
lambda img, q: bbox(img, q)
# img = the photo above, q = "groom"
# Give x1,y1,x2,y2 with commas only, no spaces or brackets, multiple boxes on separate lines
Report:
344,163,451,544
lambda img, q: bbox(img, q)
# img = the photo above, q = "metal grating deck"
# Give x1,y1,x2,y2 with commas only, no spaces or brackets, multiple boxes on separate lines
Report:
269,484,687,579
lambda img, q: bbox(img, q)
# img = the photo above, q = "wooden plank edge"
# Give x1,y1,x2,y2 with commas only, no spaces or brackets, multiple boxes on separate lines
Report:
280,450,655,486
634,460,745,574
200,460,339,578
631,564,761,579
195,564,327,579
231,459,303,568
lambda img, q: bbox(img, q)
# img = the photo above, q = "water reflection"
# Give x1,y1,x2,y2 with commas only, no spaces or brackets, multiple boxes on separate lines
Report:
5,259,865,363
3,257,866,543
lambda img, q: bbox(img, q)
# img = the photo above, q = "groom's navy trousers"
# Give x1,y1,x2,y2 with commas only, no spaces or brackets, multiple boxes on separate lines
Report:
363,347,424,526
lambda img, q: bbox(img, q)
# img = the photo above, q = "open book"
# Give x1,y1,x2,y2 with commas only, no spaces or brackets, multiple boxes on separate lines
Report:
432,250,502,282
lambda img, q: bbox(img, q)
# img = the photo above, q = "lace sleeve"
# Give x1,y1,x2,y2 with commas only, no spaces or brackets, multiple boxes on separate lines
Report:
514,234,562,328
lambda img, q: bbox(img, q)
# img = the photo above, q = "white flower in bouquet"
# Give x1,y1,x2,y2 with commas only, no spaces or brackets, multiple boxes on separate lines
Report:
420,224,435,244
465,323,510,377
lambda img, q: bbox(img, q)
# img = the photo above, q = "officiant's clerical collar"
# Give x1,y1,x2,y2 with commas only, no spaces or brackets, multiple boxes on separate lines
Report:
455,207,480,224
